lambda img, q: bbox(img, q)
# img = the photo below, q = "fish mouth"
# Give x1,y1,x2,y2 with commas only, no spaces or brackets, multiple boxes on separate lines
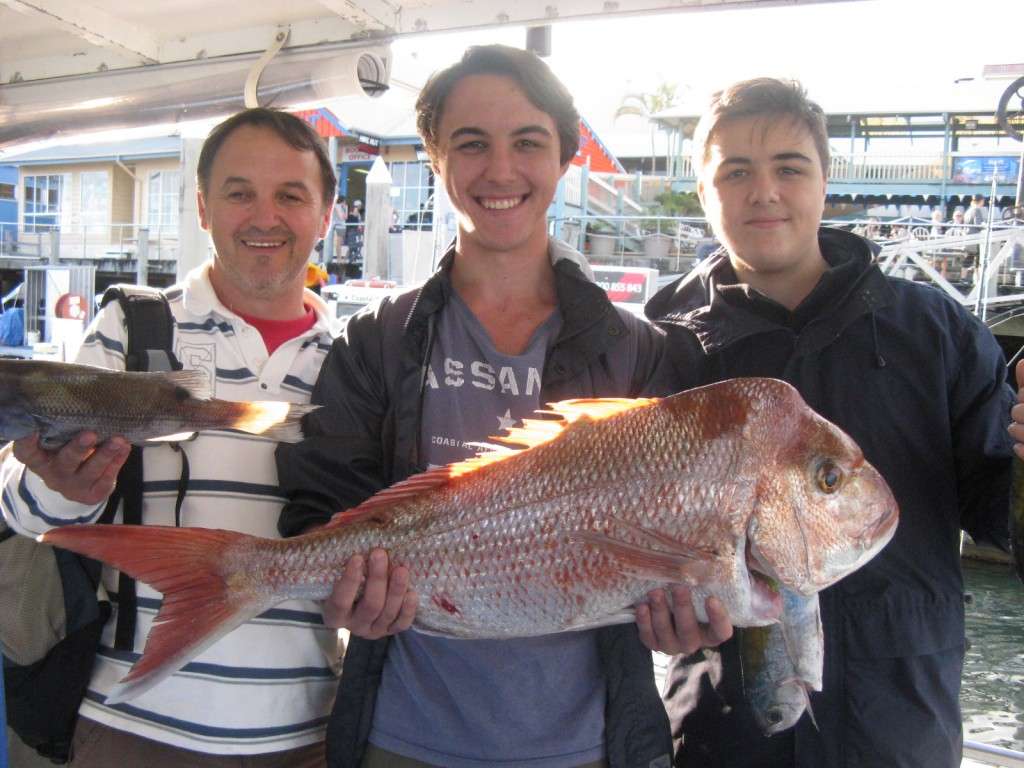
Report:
746,548,783,621
863,503,898,548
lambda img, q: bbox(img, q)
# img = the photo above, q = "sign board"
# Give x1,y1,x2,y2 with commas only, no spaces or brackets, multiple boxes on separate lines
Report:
591,266,659,314
951,156,1021,184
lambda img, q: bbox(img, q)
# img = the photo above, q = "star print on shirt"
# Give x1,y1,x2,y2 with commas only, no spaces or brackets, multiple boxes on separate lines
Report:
497,409,517,432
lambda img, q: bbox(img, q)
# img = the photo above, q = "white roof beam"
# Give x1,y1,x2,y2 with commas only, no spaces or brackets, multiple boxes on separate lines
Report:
0,0,159,63
316,0,400,31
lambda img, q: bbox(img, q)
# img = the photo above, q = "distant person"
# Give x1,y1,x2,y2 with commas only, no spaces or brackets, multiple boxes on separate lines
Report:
646,76,1013,768
931,208,945,237
949,207,967,235
344,199,363,265
964,193,987,228
333,195,348,256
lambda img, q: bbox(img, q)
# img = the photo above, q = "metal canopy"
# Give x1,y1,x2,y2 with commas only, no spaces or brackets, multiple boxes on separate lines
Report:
0,0,858,85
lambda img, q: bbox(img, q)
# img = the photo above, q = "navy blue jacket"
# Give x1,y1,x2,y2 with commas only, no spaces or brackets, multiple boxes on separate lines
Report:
278,251,672,768
645,227,1013,768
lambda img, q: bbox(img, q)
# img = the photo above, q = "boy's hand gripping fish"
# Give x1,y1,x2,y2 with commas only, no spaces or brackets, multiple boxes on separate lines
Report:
41,377,898,703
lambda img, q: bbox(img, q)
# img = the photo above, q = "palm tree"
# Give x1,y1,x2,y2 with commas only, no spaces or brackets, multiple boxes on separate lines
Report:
614,82,681,174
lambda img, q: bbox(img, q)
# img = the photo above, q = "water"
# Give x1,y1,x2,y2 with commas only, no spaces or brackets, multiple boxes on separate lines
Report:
962,559,1024,753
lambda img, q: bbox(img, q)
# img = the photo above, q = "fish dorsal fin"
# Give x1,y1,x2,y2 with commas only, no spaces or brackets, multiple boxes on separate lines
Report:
322,397,658,530
162,369,213,400
489,397,659,449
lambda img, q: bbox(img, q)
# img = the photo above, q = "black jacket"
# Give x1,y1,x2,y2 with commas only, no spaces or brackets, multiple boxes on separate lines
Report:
645,228,1013,768
278,250,673,768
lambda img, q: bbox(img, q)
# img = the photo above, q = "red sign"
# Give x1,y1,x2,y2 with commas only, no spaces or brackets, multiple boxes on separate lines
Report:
54,293,88,320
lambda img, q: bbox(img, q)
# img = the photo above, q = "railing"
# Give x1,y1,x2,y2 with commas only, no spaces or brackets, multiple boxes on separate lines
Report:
552,214,712,273
0,221,180,267
828,154,946,183
660,152,1017,187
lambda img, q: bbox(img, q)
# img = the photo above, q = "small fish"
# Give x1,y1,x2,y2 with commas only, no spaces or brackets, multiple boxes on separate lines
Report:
42,377,899,703
741,590,823,736
0,359,316,447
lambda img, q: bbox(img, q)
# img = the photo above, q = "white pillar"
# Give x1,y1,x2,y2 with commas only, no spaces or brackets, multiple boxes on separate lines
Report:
176,137,210,281
363,156,393,280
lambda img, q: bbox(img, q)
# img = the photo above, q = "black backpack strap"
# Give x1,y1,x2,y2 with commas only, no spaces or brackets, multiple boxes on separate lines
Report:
99,284,180,650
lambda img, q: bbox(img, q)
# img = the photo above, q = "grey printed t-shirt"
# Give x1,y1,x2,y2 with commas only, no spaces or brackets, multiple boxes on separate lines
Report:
367,290,607,768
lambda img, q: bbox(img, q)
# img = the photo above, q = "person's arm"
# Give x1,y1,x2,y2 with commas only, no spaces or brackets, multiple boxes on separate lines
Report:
276,302,417,637
954,315,1014,550
1,305,132,537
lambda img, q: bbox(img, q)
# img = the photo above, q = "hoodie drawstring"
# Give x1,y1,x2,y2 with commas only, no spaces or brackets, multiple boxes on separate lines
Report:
871,314,887,369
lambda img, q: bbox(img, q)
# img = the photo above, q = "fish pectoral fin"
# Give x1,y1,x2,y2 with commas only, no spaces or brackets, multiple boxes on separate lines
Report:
569,531,716,584
606,515,718,561
562,609,637,632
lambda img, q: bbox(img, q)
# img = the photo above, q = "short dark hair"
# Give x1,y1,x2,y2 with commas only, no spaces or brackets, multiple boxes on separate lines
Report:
198,108,337,207
415,44,580,166
692,78,830,176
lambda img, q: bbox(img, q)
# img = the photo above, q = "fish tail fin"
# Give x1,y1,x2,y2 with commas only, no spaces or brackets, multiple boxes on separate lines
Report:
40,524,275,703
229,402,320,443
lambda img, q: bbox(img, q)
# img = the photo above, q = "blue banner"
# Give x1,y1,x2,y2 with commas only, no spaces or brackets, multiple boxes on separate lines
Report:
951,156,1021,184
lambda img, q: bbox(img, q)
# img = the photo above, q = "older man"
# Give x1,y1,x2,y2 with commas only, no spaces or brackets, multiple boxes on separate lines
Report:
2,108,338,766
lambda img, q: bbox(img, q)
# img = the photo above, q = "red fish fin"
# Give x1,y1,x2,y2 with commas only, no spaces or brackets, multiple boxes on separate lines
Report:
569,530,717,584
40,524,271,702
490,398,659,450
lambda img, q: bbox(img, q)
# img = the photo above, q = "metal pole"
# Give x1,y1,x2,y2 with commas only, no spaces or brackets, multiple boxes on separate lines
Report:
977,175,999,322
1016,145,1023,208
578,161,590,254
324,136,338,264
136,227,150,286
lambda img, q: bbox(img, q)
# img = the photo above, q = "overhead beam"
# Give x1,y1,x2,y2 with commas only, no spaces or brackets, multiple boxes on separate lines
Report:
316,0,399,31
0,0,159,63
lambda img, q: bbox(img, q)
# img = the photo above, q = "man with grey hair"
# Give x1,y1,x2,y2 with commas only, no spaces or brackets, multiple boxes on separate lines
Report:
646,77,1013,767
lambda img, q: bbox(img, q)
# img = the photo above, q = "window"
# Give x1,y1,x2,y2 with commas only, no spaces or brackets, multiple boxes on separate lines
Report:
388,161,433,229
80,171,110,231
0,182,14,200
147,170,181,233
23,174,66,233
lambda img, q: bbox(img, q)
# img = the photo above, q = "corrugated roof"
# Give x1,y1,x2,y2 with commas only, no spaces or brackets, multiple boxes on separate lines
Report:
0,136,181,165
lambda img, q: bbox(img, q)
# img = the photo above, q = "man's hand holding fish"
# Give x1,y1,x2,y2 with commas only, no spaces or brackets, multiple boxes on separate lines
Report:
11,432,129,506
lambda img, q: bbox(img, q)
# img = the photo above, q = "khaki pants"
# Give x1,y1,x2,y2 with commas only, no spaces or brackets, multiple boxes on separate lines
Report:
68,718,326,768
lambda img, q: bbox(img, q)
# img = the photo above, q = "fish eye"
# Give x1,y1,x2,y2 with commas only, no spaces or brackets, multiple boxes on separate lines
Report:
815,460,843,494
767,709,784,725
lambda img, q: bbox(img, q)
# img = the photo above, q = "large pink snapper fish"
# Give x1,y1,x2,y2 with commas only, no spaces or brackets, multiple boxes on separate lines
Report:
42,377,898,702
